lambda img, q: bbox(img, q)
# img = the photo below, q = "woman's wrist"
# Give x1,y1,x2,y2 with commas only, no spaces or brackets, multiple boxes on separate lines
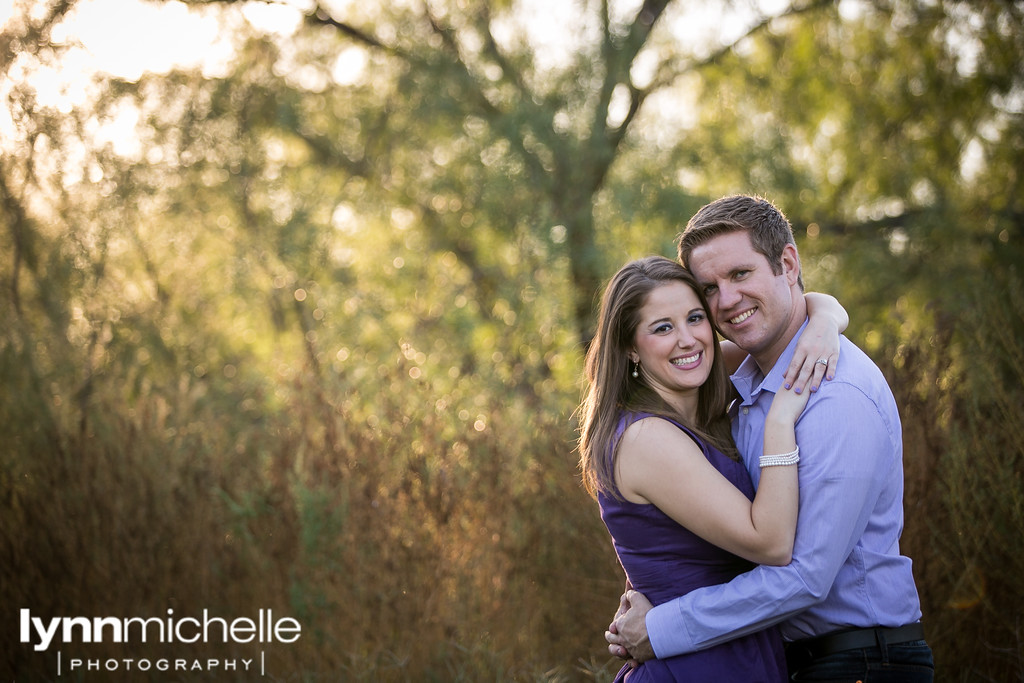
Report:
760,447,800,468
764,411,798,429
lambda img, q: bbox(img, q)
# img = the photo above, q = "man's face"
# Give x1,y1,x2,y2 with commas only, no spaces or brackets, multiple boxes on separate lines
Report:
687,230,799,367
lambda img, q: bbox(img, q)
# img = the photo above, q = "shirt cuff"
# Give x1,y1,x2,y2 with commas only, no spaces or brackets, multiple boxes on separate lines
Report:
647,598,694,659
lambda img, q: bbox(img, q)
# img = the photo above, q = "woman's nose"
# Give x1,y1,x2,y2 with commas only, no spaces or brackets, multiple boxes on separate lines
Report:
676,329,695,347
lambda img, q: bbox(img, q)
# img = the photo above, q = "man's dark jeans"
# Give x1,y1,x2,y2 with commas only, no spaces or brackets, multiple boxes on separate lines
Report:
787,639,934,682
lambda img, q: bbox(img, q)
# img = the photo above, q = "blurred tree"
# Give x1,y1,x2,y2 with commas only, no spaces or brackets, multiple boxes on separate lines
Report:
164,0,854,343
4,1,1020,380
658,0,1024,335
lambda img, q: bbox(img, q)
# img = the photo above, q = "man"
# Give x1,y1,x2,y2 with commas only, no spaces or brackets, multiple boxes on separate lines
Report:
606,195,934,681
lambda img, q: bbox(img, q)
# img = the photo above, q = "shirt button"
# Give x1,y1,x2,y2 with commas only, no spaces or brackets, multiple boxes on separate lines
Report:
742,407,749,415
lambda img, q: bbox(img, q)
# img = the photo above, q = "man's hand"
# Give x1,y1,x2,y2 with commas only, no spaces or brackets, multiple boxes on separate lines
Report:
605,589,655,663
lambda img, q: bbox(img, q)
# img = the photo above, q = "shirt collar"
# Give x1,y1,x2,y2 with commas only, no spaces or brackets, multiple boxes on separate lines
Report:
730,318,810,405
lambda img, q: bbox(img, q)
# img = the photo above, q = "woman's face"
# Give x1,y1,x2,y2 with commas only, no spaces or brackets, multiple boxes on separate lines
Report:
630,280,715,409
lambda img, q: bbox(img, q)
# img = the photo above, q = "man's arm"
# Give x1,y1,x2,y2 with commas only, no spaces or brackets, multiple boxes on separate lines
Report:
611,388,895,659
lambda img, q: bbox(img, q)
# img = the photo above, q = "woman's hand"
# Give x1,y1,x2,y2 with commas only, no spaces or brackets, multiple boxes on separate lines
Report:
786,293,847,393
768,380,812,427
784,329,835,394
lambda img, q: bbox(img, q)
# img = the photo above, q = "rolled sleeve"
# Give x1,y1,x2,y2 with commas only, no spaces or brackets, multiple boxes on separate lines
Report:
648,598,696,657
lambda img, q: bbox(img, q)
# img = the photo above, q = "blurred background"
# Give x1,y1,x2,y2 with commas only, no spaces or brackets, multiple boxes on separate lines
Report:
2,0,1021,680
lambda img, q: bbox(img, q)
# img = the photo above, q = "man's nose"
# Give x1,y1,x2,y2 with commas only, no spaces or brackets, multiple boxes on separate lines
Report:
718,282,742,309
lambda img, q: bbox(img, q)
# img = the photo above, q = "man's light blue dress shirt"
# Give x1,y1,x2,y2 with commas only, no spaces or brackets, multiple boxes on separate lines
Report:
648,321,923,657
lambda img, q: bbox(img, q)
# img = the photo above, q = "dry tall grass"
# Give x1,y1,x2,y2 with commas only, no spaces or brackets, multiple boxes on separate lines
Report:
893,276,1024,682
2,348,622,681
4,282,1023,682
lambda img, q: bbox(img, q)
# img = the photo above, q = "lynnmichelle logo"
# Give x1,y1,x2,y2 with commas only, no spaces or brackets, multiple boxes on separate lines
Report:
19,608,301,677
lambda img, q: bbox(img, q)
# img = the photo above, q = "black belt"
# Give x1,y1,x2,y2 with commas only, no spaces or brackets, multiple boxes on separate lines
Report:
795,623,925,658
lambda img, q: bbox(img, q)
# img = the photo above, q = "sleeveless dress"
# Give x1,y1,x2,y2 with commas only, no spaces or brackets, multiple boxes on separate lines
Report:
599,412,787,683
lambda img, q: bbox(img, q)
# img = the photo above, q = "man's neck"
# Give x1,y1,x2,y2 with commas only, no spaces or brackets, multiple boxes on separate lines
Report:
752,297,808,376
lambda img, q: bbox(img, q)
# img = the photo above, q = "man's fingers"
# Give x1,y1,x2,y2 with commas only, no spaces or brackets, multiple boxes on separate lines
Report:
606,631,631,660
625,589,653,609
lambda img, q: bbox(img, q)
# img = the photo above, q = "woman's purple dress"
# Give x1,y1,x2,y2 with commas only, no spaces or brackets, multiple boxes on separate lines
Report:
600,413,788,683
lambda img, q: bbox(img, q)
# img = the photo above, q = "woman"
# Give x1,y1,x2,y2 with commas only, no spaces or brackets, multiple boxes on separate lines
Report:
578,256,843,682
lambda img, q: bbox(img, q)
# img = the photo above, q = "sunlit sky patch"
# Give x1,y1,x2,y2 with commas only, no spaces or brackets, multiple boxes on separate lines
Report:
0,0,797,103
7,0,996,183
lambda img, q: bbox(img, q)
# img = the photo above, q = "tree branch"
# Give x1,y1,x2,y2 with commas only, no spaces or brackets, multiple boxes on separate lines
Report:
595,0,671,135
472,4,531,109
813,207,930,235
306,5,397,55
644,0,835,94
422,4,556,190
587,0,671,192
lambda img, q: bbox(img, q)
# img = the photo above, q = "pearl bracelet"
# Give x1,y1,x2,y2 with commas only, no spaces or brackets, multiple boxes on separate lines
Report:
759,447,800,468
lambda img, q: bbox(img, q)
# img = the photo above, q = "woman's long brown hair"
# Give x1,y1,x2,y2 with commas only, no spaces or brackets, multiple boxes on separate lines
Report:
578,256,737,500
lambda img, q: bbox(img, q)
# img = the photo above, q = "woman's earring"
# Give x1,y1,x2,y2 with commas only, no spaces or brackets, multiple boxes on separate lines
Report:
632,360,639,378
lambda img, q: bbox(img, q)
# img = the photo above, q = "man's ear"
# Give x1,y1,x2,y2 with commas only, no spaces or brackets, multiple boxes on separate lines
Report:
780,243,801,286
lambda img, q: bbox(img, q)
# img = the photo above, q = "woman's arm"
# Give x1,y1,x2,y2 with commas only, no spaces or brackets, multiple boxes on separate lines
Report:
615,390,809,566
785,292,849,394
750,383,810,563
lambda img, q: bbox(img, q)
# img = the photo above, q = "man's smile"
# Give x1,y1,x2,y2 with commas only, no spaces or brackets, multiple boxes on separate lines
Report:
728,307,757,325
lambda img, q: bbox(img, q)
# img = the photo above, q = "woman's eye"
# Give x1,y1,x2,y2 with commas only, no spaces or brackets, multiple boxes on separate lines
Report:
688,313,706,324
654,324,672,333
